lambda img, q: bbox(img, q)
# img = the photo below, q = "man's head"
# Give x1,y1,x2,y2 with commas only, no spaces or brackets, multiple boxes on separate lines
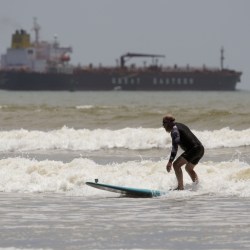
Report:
162,114,175,132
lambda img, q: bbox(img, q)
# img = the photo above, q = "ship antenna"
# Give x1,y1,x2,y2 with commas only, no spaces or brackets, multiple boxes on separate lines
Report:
220,46,224,70
33,17,41,46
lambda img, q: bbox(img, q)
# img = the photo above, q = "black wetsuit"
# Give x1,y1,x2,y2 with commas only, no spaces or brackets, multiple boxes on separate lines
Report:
169,122,204,165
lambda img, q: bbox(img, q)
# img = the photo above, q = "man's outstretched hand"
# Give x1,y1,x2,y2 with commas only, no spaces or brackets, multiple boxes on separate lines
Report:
166,161,172,172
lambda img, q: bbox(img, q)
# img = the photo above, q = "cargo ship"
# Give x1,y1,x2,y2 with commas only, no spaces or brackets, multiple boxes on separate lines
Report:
0,19,242,91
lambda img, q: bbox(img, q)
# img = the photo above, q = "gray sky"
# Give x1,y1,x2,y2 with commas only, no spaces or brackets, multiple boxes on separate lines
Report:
0,0,249,90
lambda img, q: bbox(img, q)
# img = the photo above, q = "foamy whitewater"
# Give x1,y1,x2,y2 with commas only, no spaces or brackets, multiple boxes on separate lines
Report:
0,157,250,198
0,90,250,250
0,126,250,152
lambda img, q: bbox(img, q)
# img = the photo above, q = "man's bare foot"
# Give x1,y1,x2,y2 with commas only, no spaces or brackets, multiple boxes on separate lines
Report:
193,176,199,185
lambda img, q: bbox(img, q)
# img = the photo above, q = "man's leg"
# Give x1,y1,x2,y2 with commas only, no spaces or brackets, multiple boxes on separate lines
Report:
185,163,198,184
173,156,187,190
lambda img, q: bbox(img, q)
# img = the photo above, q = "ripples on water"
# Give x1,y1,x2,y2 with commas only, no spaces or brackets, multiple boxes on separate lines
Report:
0,194,249,250
0,91,249,130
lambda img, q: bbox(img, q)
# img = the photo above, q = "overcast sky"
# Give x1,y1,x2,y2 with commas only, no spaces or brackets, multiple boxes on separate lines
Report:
0,0,249,90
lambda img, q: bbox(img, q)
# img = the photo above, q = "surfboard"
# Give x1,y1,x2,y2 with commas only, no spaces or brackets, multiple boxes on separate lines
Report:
86,181,167,198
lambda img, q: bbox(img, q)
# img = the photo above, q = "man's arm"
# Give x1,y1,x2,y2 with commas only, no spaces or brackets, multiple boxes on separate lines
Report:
166,126,180,172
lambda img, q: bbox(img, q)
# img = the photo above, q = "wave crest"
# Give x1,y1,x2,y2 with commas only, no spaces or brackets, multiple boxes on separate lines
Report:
0,127,249,152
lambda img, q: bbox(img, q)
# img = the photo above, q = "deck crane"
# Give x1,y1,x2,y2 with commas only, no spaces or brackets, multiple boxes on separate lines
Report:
120,53,165,68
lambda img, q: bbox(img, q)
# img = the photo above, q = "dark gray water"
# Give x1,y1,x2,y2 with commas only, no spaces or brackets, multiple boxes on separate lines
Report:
0,90,249,130
0,194,249,250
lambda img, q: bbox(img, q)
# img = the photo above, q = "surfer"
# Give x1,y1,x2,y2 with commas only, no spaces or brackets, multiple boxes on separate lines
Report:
163,115,204,190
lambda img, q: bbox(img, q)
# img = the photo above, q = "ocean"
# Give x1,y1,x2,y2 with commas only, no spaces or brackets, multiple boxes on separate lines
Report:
0,90,249,250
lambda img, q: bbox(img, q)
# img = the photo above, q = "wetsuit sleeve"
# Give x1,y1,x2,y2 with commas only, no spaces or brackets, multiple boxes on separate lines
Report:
169,126,180,162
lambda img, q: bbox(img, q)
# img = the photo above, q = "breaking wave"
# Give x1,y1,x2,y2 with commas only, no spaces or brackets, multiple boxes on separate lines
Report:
0,126,249,152
0,157,249,197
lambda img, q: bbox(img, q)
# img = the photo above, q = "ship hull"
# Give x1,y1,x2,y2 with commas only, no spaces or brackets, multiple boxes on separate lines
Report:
0,69,241,91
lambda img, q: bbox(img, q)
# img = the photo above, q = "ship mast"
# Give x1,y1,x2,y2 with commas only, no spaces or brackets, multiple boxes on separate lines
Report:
220,47,224,70
33,17,41,46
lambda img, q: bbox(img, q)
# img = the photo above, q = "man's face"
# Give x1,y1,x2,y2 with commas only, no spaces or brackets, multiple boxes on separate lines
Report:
163,122,172,133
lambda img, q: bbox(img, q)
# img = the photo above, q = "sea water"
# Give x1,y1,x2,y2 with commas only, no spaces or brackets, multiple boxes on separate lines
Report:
0,90,249,250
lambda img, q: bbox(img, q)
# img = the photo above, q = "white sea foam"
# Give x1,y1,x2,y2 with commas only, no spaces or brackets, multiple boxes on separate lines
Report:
0,157,249,197
75,105,94,109
0,127,249,152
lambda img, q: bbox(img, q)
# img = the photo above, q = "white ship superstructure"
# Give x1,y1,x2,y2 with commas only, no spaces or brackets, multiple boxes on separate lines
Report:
1,18,72,73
